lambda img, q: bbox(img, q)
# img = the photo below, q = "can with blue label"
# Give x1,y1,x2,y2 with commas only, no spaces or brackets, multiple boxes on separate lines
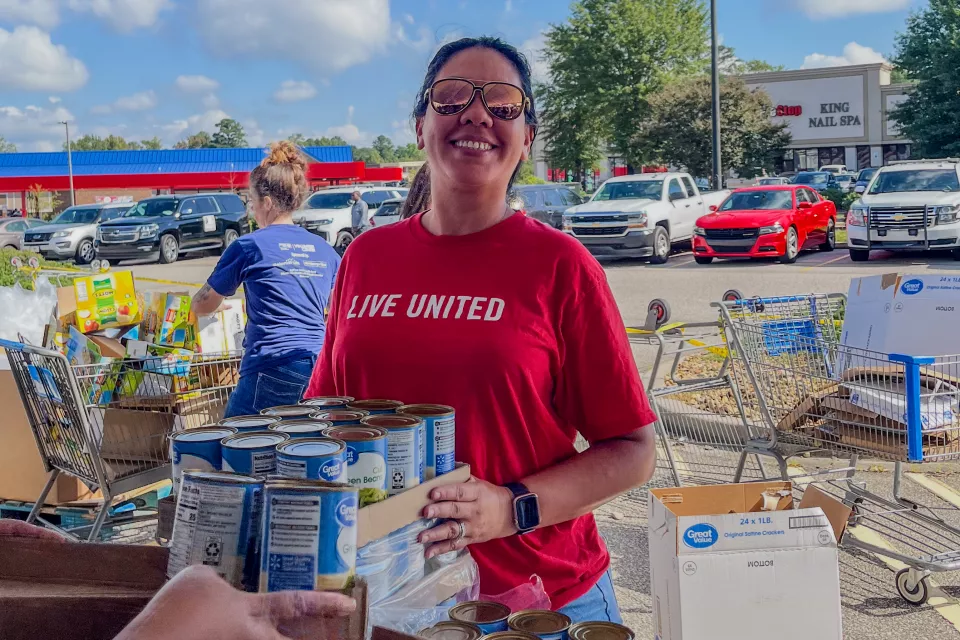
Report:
276,438,347,483
322,425,389,506
362,414,423,495
261,405,322,421
269,419,333,439
221,432,289,476
315,409,370,427
301,396,354,410
219,415,281,432
347,399,403,415
449,601,512,635
170,426,238,493
167,471,263,591
260,479,358,592
398,404,455,479
508,611,571,640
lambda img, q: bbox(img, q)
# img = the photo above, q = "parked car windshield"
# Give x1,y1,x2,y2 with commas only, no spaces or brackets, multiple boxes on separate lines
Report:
856,168,877,182
124,199,177,217
375,201,401,217
868,169,960,194
758,178,784,186
592,180,663,201
51,206,101,224
719,190,793,211
834,175,853,183
307,193,354,209
794,173,830,185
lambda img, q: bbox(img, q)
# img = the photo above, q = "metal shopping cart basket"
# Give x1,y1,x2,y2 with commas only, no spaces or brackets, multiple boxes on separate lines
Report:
627,298,769,488
716,293,960,604
0,339,241,541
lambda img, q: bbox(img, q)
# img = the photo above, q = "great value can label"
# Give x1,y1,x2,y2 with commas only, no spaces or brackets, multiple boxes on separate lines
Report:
260,481,358,592
170,426,237,493
167,471,263,591
398,405,456,479
361,415,423,496
275,438,347,483
323,426,389,507
221,432,289,477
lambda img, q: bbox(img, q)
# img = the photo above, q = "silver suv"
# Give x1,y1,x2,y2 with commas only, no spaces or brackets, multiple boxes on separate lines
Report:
23,203,131,264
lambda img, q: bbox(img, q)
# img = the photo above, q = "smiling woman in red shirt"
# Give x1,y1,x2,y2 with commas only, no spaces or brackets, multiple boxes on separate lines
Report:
304,37,657,622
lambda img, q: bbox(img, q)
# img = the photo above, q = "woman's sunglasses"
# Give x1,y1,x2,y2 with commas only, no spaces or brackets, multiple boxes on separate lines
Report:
427,78,530,121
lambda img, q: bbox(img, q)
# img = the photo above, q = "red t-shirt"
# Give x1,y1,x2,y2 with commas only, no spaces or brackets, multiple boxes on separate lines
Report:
305,212,656,607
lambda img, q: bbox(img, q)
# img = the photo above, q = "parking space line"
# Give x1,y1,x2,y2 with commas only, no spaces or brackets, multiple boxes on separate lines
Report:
136,276,206,287
905,472,960,510
667,258,696,268
801,254,849,271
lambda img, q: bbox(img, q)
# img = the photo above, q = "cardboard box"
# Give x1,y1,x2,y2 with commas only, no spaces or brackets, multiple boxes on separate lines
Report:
71,271,142,334
358,464,470,547
197,298,246,354
94,408,173,463
649,482,844,640
841,273,960,364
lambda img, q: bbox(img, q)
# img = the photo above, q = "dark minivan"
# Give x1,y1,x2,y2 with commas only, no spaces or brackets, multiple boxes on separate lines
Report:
95,193,248,264
513,184,586,229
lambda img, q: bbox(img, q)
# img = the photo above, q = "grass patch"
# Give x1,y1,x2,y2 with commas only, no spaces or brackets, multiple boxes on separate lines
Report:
836,225,848,245
0,248,79,290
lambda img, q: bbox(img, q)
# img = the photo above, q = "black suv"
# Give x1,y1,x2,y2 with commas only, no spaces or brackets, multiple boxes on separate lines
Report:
512,184,586,229
95,193,248,264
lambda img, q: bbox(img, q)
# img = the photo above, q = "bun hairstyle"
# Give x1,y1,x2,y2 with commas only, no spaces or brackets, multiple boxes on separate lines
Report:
411,36,539,197
249,141,309,213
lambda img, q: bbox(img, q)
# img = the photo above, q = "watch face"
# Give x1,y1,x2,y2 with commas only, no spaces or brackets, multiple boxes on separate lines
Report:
515,494,541,531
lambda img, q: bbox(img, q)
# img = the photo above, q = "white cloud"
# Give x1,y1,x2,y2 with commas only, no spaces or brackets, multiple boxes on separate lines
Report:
90,104,112,115
519,31,549,85
176,74,219,93
801,42,886,69
243,118,265,147
505,0,513,11
274,80,317,103
48,96,61,104
394,21,432,52
201,93,220,109
795,0,911,19
195,0,391,72
0,26,88,91
391,119,416,145
403,13,414,24
67,0,170,33
161,108,230,143
0,103,74,151
0,0,59,28
114,90,157,111
322,105,369,145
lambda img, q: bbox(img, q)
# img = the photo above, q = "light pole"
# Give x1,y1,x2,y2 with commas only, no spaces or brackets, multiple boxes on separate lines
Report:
710,0,722,190
60,121,75,207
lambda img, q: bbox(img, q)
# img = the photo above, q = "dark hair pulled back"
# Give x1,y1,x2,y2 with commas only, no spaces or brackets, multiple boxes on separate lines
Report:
249,141,308,213
403,36,539,219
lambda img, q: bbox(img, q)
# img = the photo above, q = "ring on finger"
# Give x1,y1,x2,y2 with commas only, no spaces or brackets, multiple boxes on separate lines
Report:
455,520,466,541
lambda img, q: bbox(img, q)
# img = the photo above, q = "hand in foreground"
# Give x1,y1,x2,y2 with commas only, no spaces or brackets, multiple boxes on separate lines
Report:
0,519,68,542
418,476,517,559
114,565,356,640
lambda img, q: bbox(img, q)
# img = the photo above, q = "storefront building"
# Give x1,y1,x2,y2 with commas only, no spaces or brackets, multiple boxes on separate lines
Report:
742,62,911,173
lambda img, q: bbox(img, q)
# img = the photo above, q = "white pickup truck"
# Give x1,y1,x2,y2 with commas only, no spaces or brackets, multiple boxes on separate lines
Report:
846,159,960,262
562,172,730,263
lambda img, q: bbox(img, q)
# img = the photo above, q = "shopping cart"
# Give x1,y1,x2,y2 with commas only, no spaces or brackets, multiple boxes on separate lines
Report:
627,299,769,488
716,293,960,604
0,339,241,541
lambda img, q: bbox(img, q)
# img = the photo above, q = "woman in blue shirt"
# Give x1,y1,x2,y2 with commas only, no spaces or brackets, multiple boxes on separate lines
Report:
191,141,341,417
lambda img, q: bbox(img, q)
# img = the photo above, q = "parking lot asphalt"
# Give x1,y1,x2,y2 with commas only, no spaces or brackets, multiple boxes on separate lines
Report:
115,243,960,638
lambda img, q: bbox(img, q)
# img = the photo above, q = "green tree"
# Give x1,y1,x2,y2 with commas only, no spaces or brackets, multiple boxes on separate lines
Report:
714,45,784,74
514,159,546,185
68,134,142,151
891,0,960,157
541,0,709,169
539,78,605,185
287,133,306,145
290,134,350,147
211,118,247,148
352,146,384,165
371,135,397,163
637,75,791,179
0,136,16,152
174,131,214,149
395,143,425,162
140,137,163,150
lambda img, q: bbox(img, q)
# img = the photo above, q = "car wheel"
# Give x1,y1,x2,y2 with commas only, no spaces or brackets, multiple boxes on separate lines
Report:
849,248,870,262
159,234,179,264
75,239,95,265
648,226,670,265
779,227,799,264
334,230,355,255
820,219,836,252
222,228,239,253
694,256,713,265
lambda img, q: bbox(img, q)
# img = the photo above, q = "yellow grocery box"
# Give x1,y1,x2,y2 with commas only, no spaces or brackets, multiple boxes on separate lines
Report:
72,271,142,333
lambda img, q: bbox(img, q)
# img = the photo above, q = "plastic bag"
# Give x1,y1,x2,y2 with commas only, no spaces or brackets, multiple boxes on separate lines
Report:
481,574,552,611
0,276,58,346
358,519,433,605
369,551,480,636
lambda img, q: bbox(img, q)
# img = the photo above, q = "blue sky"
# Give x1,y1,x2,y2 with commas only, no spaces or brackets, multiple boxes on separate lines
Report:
0,0,925,153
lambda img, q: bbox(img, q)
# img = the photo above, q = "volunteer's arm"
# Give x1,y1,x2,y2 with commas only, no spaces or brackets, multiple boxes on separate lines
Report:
190,284,225,316
192,241,246,317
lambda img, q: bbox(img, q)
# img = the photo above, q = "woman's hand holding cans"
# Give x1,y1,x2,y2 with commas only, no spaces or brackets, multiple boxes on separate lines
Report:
418,476,517,558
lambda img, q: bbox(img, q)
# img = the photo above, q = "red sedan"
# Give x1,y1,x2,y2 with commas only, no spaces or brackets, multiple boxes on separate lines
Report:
691,185,837,264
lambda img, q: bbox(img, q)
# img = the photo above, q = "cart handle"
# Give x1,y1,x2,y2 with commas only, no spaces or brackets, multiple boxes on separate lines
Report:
719,294,835,307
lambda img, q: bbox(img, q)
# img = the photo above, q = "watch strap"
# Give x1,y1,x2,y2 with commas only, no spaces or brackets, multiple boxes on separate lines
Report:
505,482,531,498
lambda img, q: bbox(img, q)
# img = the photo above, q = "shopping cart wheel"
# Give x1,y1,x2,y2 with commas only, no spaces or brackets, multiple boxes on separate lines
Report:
648,298,671,328
722,289,744,303
895,568,931,606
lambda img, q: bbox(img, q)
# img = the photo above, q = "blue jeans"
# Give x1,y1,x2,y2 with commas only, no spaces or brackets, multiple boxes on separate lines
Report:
224,356,317,418
558,570,622,624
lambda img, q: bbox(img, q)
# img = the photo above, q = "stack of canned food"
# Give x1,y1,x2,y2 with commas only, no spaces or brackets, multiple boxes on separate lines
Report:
419,603,635,640
170,397,457,507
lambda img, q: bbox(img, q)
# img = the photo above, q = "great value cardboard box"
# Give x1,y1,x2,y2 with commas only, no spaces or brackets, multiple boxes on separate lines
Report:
648,482,847,640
